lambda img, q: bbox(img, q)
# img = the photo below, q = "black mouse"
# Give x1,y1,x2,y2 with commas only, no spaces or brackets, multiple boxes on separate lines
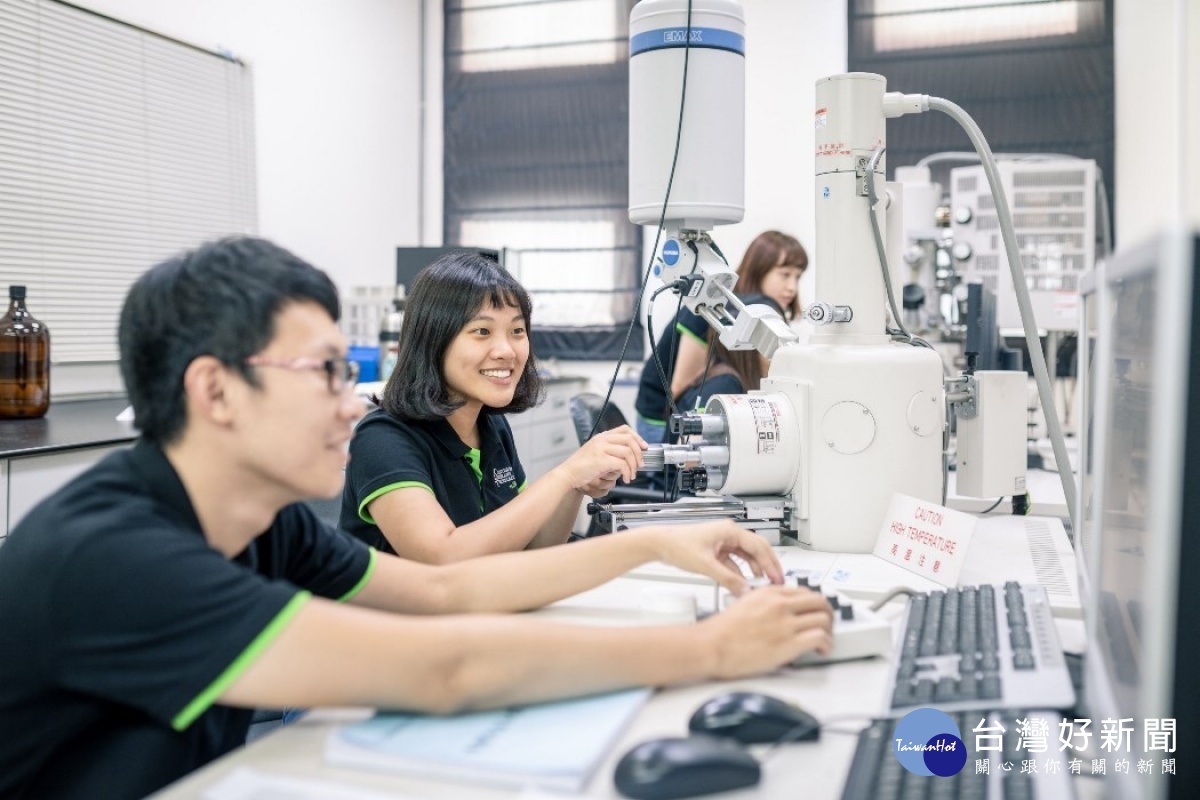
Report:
687,691,820,744
613,735,761,800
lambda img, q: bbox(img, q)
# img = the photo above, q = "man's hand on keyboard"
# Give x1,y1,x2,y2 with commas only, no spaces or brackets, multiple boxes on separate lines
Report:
649,520,784,595
700,587,834,678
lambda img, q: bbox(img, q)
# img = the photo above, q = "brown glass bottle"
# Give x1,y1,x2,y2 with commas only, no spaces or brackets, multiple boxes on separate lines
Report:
0,285,51,419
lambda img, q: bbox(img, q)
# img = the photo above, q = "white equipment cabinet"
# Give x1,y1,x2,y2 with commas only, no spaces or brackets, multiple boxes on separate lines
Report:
0,398,136,542
3,446,127,539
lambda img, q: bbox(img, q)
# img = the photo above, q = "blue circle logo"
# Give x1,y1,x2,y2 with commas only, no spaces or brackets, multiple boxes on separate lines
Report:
662,239,681,266
892,708,967,777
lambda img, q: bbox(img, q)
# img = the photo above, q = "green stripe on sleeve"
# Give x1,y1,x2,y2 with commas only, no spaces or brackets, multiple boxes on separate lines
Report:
171,591,312,731
337,547,378,603
676,321,707,345
358,481,433,524
517,480,528,493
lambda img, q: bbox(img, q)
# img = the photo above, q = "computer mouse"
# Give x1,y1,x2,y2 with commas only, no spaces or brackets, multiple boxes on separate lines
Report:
613,735,761,800
687,691,820,744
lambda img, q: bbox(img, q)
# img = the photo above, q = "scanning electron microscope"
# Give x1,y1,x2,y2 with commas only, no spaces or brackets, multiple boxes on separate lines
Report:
601,0,1073,553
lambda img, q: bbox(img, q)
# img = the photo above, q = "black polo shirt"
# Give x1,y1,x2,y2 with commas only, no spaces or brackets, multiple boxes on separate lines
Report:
341,408,527,555
634,308,708,425
0,440,374,800
673,372,745,432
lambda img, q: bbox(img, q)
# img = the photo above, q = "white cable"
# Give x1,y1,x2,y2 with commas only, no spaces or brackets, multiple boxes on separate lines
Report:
916,151,1084,168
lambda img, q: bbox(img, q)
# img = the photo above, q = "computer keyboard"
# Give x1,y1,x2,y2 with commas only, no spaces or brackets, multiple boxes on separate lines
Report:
886,583,1075,714
840,710,1077,800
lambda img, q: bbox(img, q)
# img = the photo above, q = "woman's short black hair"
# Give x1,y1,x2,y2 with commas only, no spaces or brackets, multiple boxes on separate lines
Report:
118,236,340,444
379,251,544,420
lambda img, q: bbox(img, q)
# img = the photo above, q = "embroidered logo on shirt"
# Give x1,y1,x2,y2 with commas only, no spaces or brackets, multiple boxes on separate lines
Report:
493,466,515,487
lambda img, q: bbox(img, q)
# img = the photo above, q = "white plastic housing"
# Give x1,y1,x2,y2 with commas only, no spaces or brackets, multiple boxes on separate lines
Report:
762,341,945,552
955,371,1028,498
629,0,745,228
894,165,942,241
813,73,889,340
702,393,799,495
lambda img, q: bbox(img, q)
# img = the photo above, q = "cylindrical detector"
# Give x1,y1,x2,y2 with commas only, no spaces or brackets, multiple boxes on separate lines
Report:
629,0,745,229
813,72,889,338
703,392,798,495
814,72,886,178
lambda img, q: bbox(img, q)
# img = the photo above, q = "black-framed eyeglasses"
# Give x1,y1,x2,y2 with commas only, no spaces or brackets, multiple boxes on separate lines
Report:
244,355,360,395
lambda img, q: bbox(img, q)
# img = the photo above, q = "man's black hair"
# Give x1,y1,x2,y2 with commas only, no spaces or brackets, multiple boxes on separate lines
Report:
118,236,340,443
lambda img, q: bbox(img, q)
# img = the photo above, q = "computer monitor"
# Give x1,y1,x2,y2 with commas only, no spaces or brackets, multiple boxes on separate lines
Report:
964,282,1022,371
1084,229,1199,799
395,246,502,292
1075,262,1103,570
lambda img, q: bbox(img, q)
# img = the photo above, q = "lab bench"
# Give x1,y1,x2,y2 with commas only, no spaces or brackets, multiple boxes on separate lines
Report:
0,397,137,539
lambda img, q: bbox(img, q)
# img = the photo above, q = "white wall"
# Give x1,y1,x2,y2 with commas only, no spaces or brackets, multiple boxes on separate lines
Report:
70,0,425,292
716,0,847,306
1114,0,1200,247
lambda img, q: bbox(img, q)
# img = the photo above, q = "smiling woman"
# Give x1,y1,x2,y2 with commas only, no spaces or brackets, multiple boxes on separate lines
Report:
339,252,648,564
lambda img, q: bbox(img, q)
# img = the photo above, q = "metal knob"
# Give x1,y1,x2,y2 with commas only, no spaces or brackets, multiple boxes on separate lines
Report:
805,302,853,326
640,447,666,472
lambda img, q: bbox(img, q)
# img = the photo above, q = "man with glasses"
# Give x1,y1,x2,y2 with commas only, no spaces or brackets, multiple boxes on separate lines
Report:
0,236,832,800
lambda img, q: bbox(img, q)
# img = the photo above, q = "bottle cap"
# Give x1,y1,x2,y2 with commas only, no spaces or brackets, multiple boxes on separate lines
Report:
9,285,25,300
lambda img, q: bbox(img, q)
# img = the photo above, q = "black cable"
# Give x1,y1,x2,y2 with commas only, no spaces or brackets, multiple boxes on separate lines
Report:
864,146,945,366
980,496,1005,514
758,713,875,762
646,279,695,424
695,333,719,414
586,0,695,442
682,240,716,418
669,331,718,504
708,239,730,266
645,281,692,504
669,242,717,504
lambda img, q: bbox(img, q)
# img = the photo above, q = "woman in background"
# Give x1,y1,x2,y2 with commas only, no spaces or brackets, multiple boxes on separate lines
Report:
633,230,807,443
340,252,645,563
673,293,784,417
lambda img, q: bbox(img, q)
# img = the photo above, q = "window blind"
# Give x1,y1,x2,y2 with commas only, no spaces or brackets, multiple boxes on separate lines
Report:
443,0,643,361
0,0,257,365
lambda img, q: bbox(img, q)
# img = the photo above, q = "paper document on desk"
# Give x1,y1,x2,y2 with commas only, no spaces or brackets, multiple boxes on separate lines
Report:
325,688,651,792
203,766,414,800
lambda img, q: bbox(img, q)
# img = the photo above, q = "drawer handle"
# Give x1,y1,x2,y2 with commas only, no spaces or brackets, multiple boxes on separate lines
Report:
552,397,566,409
551,432,566,445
